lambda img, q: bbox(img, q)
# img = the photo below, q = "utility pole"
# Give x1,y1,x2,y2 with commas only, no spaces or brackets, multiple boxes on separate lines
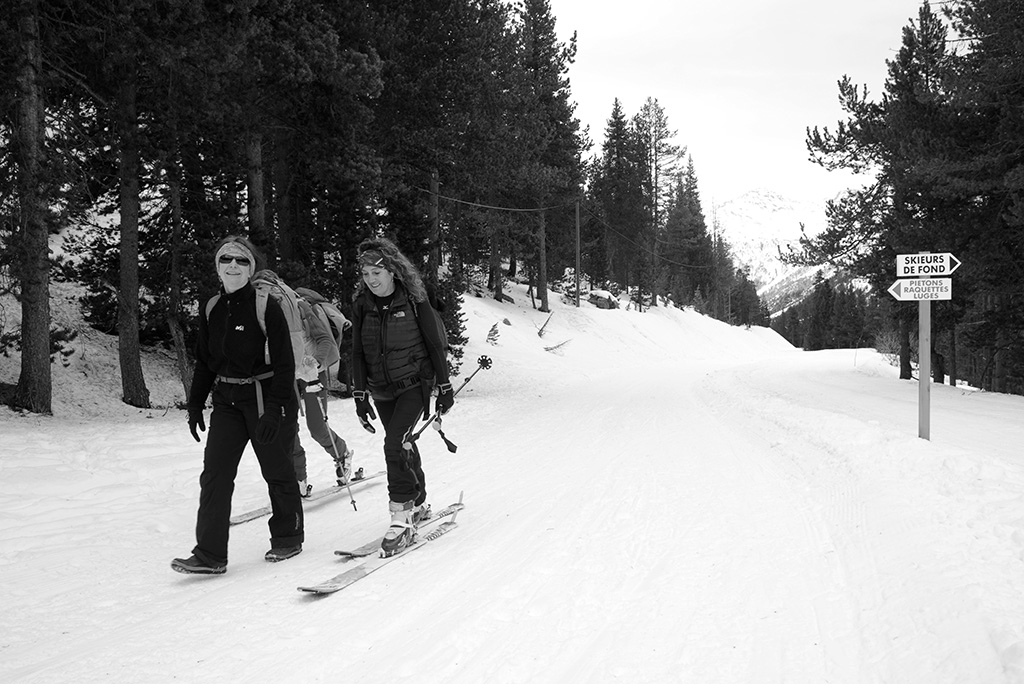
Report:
575,199,580,307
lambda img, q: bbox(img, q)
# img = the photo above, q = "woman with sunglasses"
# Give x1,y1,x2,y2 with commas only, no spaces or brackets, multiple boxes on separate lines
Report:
172,235,304,575
351,237,453,556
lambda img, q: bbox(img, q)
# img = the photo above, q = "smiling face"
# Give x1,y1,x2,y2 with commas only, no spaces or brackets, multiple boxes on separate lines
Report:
361,264,396,297
216,250,253,293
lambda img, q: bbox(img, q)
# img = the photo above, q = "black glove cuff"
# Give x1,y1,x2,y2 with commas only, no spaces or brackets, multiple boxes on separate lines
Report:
352,390,369,401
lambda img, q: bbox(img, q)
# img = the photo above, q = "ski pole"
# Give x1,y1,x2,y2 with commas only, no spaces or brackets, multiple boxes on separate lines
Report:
402,355,492,450
313,381,358,511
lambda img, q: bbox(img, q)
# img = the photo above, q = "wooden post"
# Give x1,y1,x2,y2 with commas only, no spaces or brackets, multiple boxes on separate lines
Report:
575,200,580,307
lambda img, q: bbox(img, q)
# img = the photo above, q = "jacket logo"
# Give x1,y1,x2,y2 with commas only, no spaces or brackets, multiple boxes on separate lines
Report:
394,311,406,318
235,325,245,331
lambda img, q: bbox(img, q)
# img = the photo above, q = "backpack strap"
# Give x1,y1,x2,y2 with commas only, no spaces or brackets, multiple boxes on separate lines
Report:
206,291,274,417
254,289,270,365
206,290,268,350
205,294,220,321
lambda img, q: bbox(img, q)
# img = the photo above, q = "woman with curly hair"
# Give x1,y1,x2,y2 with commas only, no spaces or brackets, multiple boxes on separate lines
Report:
350,237,453,556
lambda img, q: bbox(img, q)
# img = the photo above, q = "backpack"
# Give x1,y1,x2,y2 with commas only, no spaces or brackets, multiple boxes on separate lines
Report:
205,272,311,380
412,300,449,356
294,286,350,387
294,287,349,371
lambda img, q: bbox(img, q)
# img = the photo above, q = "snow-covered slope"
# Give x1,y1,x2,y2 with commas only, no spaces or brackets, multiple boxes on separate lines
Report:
3,283,1024,683
716,189,830,314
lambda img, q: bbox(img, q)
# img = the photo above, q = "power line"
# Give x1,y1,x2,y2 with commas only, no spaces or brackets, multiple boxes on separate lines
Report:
413,186,573,213
414,184,711,270
579,204,713,270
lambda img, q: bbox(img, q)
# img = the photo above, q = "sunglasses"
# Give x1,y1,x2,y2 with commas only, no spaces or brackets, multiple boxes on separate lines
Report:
218,255,251,266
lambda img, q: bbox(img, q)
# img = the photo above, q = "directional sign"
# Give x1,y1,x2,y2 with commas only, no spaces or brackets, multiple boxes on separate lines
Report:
888,278,952,301
896,253,961,277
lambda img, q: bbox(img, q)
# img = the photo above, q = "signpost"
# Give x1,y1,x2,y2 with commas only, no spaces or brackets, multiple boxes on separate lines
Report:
895,253,961,278
886,278,952,301
889,253,960,440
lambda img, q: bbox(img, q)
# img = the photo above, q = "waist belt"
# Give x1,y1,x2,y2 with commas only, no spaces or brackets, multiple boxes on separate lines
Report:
217,371,274,416
391,376,421,392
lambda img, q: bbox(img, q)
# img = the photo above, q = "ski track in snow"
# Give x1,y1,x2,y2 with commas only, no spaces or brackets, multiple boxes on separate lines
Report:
3,289,1024,683
697,352,1024,684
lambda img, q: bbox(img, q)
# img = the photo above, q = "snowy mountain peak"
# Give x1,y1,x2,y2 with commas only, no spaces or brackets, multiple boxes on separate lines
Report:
714,189,829,313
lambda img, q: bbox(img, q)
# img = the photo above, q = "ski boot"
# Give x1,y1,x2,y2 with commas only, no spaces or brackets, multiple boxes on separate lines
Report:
380,500,428,557
265,544,302,562
334,448,354,486
171,554,226,575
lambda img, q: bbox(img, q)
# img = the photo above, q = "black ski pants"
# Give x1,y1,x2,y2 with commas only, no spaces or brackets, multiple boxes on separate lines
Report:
193,383,303,566
375,387,427,507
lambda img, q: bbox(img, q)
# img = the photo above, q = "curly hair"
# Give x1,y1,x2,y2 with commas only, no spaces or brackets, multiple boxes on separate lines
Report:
355,237,427,303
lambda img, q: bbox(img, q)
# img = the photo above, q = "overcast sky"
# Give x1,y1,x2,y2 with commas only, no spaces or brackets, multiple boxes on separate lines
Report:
547,0,929,212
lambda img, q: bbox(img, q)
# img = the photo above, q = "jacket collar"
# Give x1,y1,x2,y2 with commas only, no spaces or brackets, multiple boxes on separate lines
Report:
221,281,254,301
364,281,409,307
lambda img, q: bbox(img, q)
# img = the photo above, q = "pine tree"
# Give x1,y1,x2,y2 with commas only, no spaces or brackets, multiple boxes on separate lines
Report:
5,0,52,413
635,97,683,307
511,0,584,313
797,3,954,376
660,157,711,307
804,273,835,351
591,99,647,298
830,285,867,348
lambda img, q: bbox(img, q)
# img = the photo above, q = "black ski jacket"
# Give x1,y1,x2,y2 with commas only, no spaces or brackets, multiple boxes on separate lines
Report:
187,282,296,412
351,284,449,401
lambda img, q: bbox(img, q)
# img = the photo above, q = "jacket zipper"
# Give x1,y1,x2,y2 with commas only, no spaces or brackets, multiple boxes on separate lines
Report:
219,297,232,361
379,305,392,386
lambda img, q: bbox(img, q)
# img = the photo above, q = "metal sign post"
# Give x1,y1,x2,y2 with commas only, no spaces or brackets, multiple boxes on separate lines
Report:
918,299,930,440
890,253,958,440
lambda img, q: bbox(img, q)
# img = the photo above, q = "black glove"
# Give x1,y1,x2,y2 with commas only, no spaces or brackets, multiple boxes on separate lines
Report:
255,407,283,444
188,407,206,442
435,382,454,415
353,391,376,434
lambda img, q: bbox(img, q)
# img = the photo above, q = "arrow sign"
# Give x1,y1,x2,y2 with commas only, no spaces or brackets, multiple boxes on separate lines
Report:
888,278,952,301
896,253,961,277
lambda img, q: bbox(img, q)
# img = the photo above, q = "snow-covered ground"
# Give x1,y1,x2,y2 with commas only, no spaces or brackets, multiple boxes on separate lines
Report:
2,282,1024,683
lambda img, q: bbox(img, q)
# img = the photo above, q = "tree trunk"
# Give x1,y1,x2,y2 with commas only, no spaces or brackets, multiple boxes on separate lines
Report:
507,240,517,279
648,230,658,308
899,315,913,380
993,328,1007,393
181,144,208,231
116,64,151,408
948,327,957,388
425,169,440,293
537,210,549,313
292,172,313,266
273,136,293,265
490,231,504,303
932,347,945,384
13,1,52,414
246,131,267,247
166,156,192,399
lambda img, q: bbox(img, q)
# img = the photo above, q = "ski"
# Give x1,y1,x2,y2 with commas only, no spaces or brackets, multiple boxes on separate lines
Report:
297,494,464,595
332,500,465,559
229,469,385,526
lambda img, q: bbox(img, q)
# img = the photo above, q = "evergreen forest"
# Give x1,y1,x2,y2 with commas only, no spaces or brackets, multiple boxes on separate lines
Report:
787,0,1024,395
2,0,1023,413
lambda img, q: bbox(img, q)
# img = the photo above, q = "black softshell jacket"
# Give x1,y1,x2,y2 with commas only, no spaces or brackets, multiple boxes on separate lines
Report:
187,282,295,412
